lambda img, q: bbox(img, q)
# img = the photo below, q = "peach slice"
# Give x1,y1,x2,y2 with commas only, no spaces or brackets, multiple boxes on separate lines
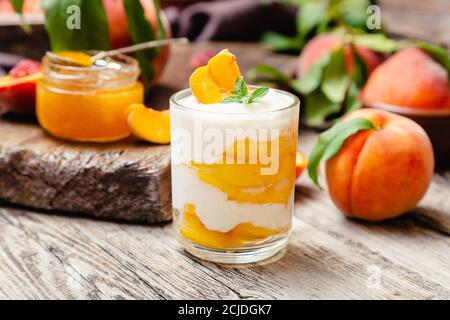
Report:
207,49,241,91
189,66,222,104
189,49,242,104
295,153,307,179
125,103,171,144
180,203,281,249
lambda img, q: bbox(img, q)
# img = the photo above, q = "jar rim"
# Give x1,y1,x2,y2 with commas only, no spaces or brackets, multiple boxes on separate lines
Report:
44,51,139,72
42,52,141,89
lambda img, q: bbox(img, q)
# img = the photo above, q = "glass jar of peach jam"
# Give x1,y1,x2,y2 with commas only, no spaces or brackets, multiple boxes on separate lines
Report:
37,53,144,142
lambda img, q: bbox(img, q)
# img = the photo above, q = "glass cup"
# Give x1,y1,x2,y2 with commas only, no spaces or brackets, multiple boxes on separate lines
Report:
170,88,300,264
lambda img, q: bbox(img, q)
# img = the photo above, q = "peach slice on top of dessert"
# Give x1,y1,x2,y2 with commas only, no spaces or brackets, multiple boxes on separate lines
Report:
207,49,241,91
189,49,242,104
189,66,222,104
0,60,43,115
125,103,171,144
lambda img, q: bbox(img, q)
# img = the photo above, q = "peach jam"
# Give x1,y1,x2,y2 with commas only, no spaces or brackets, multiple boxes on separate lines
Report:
37,53,144,142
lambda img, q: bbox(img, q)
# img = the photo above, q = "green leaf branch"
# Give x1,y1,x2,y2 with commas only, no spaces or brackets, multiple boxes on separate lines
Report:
122,0,163,92
38,0,167,94
42,0,110,52
247,46,352,126
249,30,450,126
307,118,375,188
8,0,31,33
262,0,377,53
9,0,24,13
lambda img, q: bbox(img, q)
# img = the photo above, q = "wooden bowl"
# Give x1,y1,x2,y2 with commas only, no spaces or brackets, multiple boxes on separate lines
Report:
366,101,450,170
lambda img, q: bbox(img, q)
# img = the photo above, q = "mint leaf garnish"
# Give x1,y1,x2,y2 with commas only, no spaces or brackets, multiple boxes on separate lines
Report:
249,87,269,103
222,96,243,104
231,78,248,97
222,77,269,104
307,118,375,188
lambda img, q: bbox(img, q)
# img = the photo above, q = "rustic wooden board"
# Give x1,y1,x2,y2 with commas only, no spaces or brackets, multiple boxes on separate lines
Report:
0,116,172,223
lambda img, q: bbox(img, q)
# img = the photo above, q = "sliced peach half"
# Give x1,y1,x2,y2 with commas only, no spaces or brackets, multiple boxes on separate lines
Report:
0,59,43,115
189,49,242,104
189,66,222,104
296,153,307,179
125,104,171,144
207,49,241,91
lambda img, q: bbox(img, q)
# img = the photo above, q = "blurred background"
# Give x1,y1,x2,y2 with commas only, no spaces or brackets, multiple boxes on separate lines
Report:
1,0,449,165
1,0,449,67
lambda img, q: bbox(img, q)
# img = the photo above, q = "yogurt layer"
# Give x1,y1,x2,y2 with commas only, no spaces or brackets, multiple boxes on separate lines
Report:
172,164,294,233
177,88,296,113
171,89,299,165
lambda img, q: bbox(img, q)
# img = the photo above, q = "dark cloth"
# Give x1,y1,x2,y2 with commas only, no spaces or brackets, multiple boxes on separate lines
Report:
165,0,296,41
0,52,23,70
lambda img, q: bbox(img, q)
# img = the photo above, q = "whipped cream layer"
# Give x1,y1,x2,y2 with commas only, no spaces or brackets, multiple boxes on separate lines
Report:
172,164,293,233
171,89,299,165
177,88,296,114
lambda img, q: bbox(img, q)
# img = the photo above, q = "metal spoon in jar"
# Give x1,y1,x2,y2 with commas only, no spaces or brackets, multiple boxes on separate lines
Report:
46,37,189,66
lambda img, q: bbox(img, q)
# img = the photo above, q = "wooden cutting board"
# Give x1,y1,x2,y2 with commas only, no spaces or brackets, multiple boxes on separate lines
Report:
0,115,172,223
0,42,297,223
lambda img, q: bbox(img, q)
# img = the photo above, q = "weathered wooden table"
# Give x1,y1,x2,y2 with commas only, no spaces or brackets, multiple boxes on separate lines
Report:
1,1,450,299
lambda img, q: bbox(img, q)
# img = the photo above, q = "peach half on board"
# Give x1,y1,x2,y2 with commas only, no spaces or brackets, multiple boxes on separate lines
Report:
308,108,434,221
189,49,242,104
0,60,43,116
125,103,171,144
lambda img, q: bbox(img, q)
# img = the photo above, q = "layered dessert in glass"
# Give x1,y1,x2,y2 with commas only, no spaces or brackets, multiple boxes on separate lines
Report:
170,50,299,263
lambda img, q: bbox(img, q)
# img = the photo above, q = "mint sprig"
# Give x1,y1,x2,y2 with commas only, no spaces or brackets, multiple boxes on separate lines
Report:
222,78,269,104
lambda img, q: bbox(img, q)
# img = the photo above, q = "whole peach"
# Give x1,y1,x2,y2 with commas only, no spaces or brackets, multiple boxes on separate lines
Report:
297,33,382,78
326,108,434,221
361,48,449,109
102,0,171,83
